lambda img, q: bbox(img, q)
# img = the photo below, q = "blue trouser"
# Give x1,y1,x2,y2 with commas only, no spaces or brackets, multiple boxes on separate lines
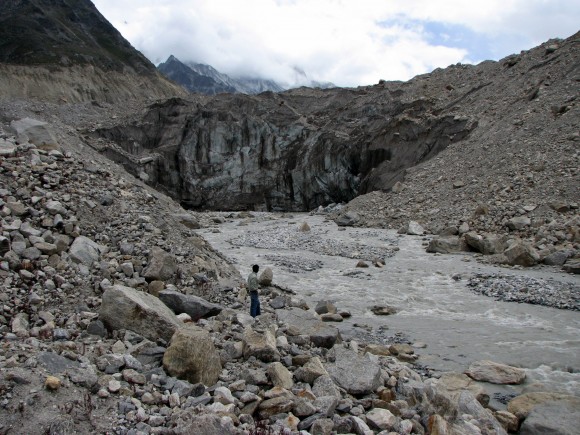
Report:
250,292,261,318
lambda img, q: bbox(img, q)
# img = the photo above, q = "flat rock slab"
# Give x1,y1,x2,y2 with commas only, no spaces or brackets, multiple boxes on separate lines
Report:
465,360,526,385
277,308,340,348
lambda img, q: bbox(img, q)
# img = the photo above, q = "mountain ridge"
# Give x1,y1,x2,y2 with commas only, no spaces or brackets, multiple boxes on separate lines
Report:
157,54,335,95
0,1,578,434
0,0,185,103
157,54,285,95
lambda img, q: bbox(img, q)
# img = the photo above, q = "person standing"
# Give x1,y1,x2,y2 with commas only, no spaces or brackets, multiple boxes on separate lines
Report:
247,264,261,318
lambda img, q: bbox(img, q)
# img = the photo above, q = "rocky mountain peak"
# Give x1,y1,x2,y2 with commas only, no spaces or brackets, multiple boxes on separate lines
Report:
158,55,285,95
0,0,151,72
0,0,185,103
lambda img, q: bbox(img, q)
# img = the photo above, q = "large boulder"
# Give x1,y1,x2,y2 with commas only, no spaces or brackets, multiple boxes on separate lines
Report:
69,236,105,267
277,308,340,348
258,267,273,286
99,285,181,342
335,211,359,227
503,241,540,267
242,327,280,362
294,357,328,385
563,258,580,274
426,236,465,254
519,401,580,435
267,362,293,390
325,345,381,395
506,216,531,231
315,300,337,315
465,360,526,385
401,220,425,236
464,232,507,255
430,372,490,406
508,392,580,421
543,249,573,266
159,290,223,321
0,139,16,157
163,324,221,386
10,117,59,151
366,408,398,431
142,247,177,281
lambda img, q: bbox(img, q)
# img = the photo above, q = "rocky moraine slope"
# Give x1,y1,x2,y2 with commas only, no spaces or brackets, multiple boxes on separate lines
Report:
90,31,579,271
0,1,578,433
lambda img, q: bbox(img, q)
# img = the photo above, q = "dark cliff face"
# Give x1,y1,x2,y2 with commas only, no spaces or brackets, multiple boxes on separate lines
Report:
90,31,577,213
0,0,155,74
94,86,475,211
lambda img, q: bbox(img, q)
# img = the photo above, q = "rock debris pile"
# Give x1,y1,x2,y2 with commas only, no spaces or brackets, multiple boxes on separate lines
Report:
332,35,579,274
467,273,579,311
2,120,567,434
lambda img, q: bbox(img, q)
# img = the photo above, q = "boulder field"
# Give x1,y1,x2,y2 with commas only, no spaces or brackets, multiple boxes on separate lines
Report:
0,121,575,434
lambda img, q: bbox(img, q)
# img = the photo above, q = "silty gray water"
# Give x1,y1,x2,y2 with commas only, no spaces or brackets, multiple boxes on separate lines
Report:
199,213,580,402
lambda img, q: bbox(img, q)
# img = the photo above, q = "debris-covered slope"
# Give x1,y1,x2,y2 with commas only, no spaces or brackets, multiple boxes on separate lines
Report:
333,33,579,270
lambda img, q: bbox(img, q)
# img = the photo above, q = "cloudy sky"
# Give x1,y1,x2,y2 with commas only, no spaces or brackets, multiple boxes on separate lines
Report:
92,0,579,87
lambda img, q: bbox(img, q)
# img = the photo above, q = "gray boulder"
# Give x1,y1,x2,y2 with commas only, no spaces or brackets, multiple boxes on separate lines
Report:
464,232,507,255
430,372,490,406
159,290,223,321
508,392,580,421
543,250,572,266
242,327,280,362
465,360,526,385
69,236,105,267
266,362,293,389
163,324,222,386
172,413,237,435
0,139,16,157
315,300,337,315
277,308,341,348
99,285,181,342
507,216,531,231
10,117,59,151
258,267,273,286
563,259,580,274
312,375,341,398
326,345,382,395
520,401,580,435
173,213,201,229
142,246,177,281
37,351,80,373
404,220,426,235
335,211,359,227
426,236,465,254
294,357,328,385
504,241,540,267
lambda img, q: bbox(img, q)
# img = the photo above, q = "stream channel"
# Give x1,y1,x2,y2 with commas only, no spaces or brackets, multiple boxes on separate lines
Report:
199,213,580,407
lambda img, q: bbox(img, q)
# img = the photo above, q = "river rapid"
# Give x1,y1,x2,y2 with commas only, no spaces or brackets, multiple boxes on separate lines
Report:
199,213,580,406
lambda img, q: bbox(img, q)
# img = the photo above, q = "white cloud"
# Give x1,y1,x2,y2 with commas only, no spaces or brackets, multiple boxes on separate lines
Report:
92,0,580,87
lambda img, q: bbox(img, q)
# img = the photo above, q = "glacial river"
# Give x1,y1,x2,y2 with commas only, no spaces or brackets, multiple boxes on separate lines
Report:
199,213,580,405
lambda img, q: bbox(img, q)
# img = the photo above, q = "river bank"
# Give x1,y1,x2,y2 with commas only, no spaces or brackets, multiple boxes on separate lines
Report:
199,212,580,407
